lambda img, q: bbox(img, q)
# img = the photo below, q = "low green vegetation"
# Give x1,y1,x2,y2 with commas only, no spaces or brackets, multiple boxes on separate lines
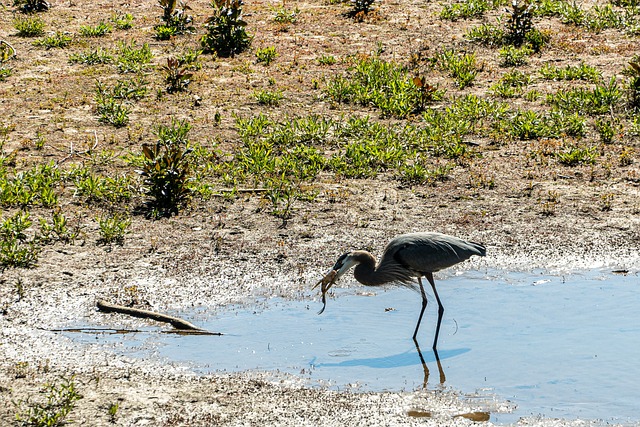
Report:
534,0,640,34
1,211,40,269
440,0,506,21
490,70,532,98
111,11,134,30
256,46,277,65
78,22,113,37
498,45,533,67
115,41,153,73
431,49,481,89
556,145,598,165
273,5,299,24
68,47,113,65
538,63,602,82
0,67,12,81
32,32,73,49
14,376,82,427
69,41,152,72
13,16,46,37
325,56,445,117
95,83,131,127
317,54,337,65
254,89,283,106
97,212,131,245
1,0,638,272
544,77,622,115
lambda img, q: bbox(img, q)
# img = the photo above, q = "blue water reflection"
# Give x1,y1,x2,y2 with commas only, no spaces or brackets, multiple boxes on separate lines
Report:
312,347,469,369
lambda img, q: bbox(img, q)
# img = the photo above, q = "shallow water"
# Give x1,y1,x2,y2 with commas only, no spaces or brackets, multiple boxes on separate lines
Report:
66,270,640,424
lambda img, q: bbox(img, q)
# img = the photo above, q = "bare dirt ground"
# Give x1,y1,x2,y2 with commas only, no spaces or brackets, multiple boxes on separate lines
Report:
1,0,639,425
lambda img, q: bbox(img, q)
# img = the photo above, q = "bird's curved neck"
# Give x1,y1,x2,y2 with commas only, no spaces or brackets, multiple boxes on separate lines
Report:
352,251,385,286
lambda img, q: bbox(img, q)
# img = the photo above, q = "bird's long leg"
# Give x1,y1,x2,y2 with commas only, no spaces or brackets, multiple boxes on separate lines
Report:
432,347,446,385
412,337,429,388
426,272,444,350
412,277,428,340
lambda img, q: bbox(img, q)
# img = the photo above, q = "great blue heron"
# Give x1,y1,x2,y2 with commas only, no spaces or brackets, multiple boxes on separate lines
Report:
315,232,486,350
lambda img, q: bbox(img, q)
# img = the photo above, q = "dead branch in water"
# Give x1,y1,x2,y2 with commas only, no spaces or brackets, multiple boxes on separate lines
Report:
96,300,221,335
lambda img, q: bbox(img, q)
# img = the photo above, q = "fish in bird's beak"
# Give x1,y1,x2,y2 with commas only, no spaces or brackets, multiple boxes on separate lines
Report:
314,253,355,315
313,269,337,315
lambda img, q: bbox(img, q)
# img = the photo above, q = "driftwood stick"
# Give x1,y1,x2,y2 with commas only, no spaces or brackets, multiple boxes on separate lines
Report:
96,300,221,335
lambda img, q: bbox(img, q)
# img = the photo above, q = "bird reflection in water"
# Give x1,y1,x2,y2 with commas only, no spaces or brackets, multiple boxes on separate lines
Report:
414,338,445,387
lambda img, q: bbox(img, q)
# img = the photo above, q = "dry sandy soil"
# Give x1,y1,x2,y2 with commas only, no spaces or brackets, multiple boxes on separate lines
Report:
1,0,640,425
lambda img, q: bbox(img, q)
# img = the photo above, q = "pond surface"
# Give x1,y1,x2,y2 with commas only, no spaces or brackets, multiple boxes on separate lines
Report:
66,270,640,424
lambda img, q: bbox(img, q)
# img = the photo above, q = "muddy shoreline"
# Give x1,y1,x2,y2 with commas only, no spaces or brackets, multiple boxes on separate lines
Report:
1,199,639,425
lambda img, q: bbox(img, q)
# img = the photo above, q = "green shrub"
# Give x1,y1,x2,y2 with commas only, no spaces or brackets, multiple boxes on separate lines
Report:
201,0,252,57
155,0,194,39
350,0,376,15
465,1,549,51
505,0,534,46
13,0,50,13
140,120,193,216
158,0,194,34
162,57,193,93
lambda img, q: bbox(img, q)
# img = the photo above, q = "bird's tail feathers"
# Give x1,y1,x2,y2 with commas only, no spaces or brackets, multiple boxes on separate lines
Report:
469,241,487,257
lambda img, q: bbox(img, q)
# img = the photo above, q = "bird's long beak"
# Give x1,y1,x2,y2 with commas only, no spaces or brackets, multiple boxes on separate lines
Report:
332,255,358,280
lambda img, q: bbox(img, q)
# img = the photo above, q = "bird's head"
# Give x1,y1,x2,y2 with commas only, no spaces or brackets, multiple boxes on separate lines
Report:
313,252,361,315
331,252,360,281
